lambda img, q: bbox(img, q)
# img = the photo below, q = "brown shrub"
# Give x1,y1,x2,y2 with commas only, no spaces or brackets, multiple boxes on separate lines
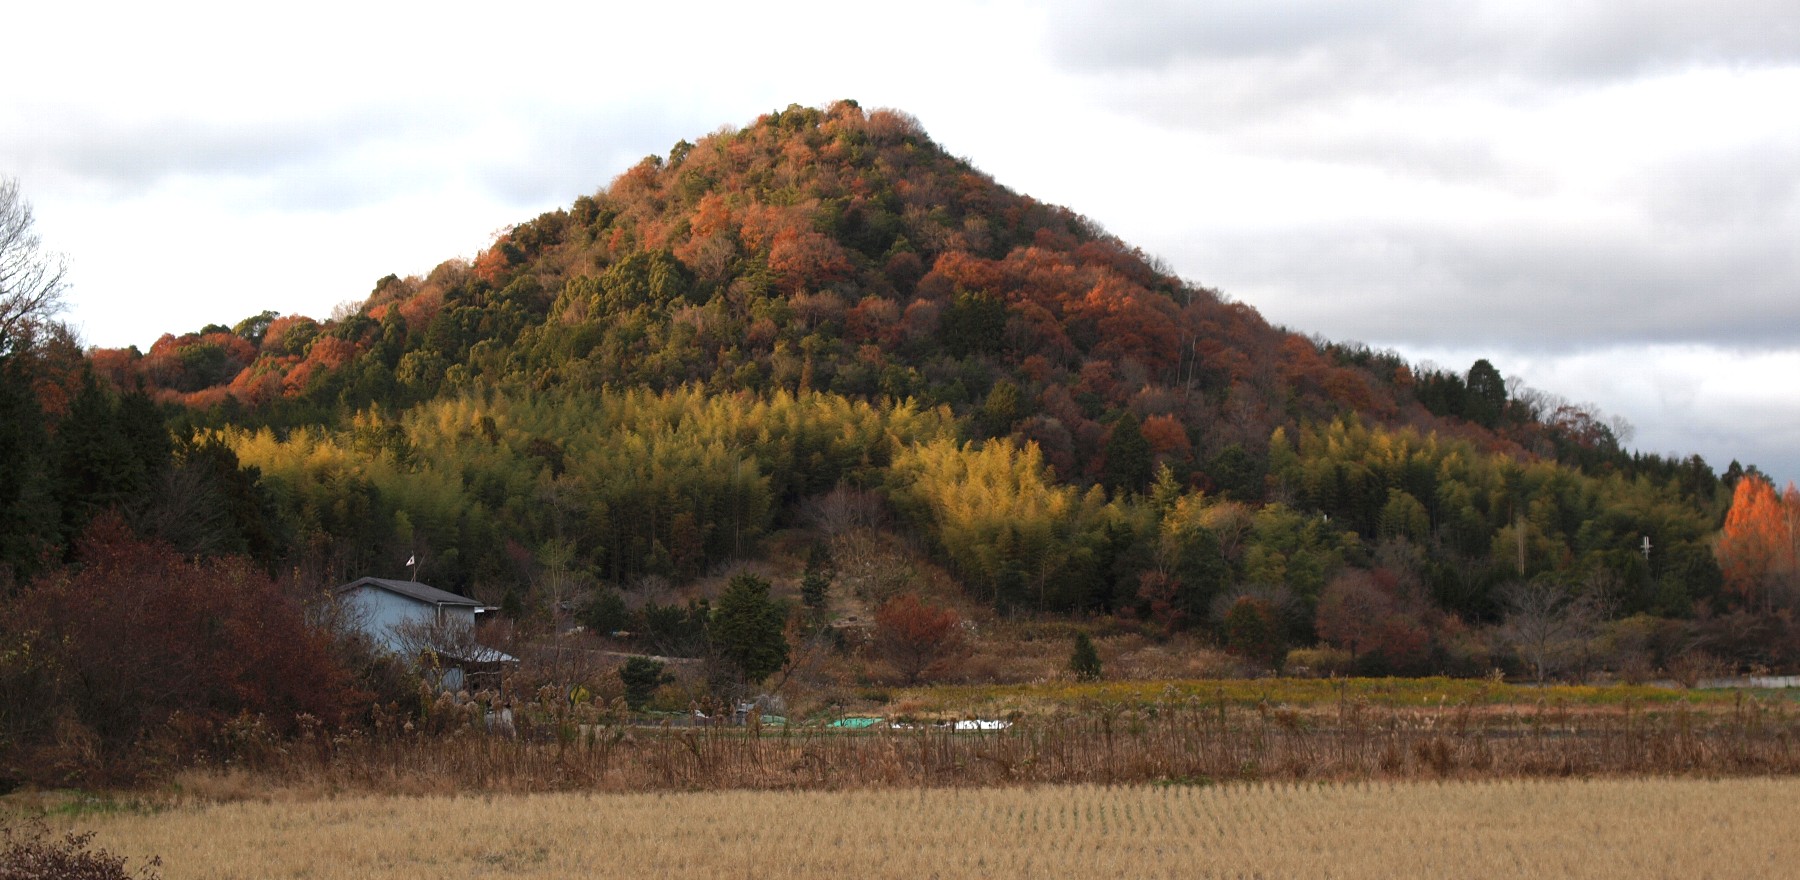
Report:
0,515,359,784
872,594,964,685
0,819,161,880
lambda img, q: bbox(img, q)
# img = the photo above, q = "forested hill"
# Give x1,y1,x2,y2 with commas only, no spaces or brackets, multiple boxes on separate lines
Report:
94,101,1697,485
14,100,1791,672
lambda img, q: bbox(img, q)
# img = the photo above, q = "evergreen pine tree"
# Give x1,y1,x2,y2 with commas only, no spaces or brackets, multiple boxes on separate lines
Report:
801,570,830,612
1069,632,1102,681
620,656,668,711
0,347,56,582
53,371,141,543
710,574,790,686
1103,413,1152,495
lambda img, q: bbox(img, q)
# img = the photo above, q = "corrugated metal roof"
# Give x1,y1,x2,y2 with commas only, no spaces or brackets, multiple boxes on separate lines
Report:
336,576,485,607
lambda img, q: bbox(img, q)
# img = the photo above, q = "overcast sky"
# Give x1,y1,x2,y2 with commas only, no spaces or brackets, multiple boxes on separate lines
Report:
5,0,1796,484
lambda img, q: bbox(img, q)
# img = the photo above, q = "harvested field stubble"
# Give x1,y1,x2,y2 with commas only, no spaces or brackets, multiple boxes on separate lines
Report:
65,778,1800,879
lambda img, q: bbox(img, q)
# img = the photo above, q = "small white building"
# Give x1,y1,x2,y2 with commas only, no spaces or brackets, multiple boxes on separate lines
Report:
336,576,515,688
336,576,484,653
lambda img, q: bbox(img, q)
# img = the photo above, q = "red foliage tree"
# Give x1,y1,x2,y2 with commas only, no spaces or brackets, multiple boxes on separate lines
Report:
1082,281,1181,375
226,360,288,407
872,593,964,685
899,299,940,345
282,335,357,396
1316,569,1393,662
395,286,444,333
1140,414,1192,461
1135,570,1187,633
1323,367,1391,417
260,315,319,357
1278,334,1331,390
688,192,735,240
845,296,902,345
472,239,517,285
1072,359,1118,404
1316,568,1435,673
86,347,139,391
2,515,357,778
928,251,1010,298
767,228,852,293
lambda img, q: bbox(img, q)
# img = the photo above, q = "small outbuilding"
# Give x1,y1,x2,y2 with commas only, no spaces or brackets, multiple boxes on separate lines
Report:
335,576,516,689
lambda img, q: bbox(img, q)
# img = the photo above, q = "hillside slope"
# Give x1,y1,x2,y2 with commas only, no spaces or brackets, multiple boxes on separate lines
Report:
53,101,1772,671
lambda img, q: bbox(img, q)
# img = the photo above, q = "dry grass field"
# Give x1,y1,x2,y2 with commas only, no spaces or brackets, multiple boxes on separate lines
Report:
175,684,1799,794
48,777,1800,879
13,682,1797,877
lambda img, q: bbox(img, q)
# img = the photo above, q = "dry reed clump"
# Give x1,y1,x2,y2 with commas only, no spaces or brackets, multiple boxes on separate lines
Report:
60,777,1800,879
173,688,1800,798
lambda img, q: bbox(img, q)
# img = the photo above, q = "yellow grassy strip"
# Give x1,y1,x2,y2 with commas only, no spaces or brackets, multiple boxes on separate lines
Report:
58,777,1800,879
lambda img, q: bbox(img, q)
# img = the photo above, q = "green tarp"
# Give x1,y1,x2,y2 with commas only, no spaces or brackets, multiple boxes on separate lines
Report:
828,717,882,729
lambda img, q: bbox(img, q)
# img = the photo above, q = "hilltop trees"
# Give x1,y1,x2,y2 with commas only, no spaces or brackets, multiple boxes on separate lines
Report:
0,274,275,588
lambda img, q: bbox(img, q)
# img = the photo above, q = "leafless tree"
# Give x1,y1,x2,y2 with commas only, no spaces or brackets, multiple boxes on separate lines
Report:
0,176,69,347
802,484,886,536
1500,580,1605,683
533,537,596,683
393,615,489,667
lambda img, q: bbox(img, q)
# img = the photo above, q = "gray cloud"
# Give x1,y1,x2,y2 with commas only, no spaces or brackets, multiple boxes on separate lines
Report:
1038,1,1800,360
5,97,735,220
5,100,450,208
1046,0,1800,168
1170,209,1800,352
1049,0,1800,81
468,101,722,208
1639,140,1800,230
1049,0,1434,68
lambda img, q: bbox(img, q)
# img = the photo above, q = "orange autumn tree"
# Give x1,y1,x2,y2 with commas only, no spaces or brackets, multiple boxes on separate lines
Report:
872,593,964,685
1140,414,1192,463
1716,476,1800,610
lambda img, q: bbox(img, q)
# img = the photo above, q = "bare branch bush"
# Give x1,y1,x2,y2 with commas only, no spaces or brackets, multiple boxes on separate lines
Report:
1500,580,1605,682
0,176,69,347
802,484,887,536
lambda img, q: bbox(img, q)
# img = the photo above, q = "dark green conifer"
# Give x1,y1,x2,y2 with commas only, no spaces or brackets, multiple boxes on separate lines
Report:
1069,632,1102,681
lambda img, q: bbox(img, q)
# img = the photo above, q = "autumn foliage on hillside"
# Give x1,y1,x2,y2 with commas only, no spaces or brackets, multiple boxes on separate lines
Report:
22,100,1778,698
83,102,1437,486
15,102,1800,796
